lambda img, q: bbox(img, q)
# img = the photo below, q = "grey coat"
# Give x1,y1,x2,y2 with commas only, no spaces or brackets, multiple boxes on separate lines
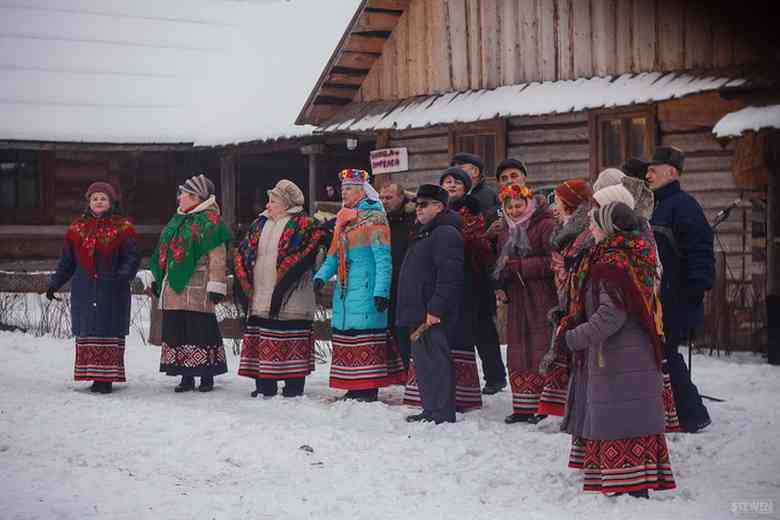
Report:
562,282,665,440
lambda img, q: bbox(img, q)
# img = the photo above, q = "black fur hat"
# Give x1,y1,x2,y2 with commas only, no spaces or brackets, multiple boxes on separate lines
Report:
415,184,449,206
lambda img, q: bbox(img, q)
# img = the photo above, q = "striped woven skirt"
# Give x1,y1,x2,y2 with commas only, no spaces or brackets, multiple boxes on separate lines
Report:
537,348,570,417
74,337,126,382
330,328,403,390
662,361,682,432
404,347,482,412
510,370,545,415
573,434,677,494
238,316,315,380
160,310,227,377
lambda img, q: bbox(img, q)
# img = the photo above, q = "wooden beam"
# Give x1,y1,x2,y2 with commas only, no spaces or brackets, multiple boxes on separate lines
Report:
336,51,380,70
326,73,366,86
0,141,195,152
220,152,237,233
317,86,359,100
354,11,400,33
343,34,388,54
300,144,328,215
366,0,411,10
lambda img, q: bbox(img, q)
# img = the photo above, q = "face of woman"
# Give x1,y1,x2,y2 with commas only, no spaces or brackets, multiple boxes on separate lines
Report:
177,190,201,212
504,198,528,221
589,214,608,243
341,185,364,208
89,192,111,215
554,197,571,223
265,195,288,218
441,176,466,200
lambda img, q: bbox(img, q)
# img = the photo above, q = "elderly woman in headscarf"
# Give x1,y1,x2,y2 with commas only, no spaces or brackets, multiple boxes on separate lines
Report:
47,181,140,394
234,180,326,398
151,174,232,393
313,169,404,402
561,201,676,497
492,185,557,424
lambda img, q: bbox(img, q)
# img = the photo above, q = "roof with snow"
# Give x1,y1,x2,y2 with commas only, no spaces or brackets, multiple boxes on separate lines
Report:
316,72,746,134
713,104,780,138
0,0,361,146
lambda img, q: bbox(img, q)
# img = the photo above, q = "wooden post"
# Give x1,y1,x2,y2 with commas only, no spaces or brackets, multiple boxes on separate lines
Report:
300,143,328,215
767,132,780,298
220,151,237,233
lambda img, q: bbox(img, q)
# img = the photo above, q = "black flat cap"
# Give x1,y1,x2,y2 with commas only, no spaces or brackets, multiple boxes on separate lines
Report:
416,184,449,206
450,152,485,173
495,158,528,179
649,146,685,172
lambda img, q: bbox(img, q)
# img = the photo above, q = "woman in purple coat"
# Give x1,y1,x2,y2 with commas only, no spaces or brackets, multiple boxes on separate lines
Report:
561,201,676,497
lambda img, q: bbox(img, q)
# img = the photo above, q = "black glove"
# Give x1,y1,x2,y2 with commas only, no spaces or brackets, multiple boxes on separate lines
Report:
150,281,160,298
313,279,325,296
374,296,389,312
208,292,225,304
45,287,59,301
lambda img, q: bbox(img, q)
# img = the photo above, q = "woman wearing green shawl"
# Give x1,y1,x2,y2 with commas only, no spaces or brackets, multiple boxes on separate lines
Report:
151,174,233,392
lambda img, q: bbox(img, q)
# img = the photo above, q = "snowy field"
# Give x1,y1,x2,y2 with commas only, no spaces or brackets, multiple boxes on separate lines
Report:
0,330,778,520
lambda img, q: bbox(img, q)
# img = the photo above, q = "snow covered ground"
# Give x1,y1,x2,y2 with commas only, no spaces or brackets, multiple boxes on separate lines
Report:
0,330,778,520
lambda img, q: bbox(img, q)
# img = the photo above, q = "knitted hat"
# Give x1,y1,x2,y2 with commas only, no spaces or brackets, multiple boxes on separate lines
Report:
593,184,636,210
439,166,472,192
495,158,528,179
621,177,654,220
593,202,638,236
179,174,215,200
268,179,305,212
499,184,534,205
85,181,118,202
592,168,626,192
554,179,592,211
416,184,449,206
450,152,485,174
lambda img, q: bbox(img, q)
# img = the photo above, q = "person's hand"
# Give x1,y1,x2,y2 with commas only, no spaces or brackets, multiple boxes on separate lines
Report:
425,313,441,327
313,279,325,296
486,219,505,239
374,296,389,312
150,281,160,298
45,287,59,301
495,289,508,305
208,292,225,304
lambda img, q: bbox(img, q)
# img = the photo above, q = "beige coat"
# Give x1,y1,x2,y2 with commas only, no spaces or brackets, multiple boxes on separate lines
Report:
160,197,228,314
250,212,316,321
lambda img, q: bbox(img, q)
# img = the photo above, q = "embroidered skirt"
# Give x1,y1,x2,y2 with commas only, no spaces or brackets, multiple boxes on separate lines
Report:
577,434,677,494
537,348,570,417
160,310,227,377
662,361,682,432
330,328,403,390
74,337,126,382
238,316,315,380
510,370,545,415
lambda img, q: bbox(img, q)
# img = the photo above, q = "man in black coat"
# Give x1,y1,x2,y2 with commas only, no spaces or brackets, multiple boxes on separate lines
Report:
396,184,464,424
451,152,499,224
380,183,417,368
647,146,715,433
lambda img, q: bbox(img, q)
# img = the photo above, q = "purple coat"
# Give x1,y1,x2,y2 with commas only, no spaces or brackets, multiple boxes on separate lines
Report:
562,281,665,441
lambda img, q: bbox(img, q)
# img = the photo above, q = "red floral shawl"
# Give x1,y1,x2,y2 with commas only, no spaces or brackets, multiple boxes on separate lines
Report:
65,214,137,275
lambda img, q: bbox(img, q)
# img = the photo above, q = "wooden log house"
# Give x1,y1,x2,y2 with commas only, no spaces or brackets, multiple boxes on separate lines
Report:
295,0,779,350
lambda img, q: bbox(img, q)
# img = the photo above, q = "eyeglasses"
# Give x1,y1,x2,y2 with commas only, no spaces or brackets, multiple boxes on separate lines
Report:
415,200,434,209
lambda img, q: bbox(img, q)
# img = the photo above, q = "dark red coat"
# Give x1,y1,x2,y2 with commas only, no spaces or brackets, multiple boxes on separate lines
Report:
496,204,557,372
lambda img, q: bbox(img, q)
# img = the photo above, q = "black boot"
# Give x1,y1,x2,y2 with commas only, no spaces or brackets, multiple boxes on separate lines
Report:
504,413,532,424
89,381,100,393
282,378,305,397
352,389,378,402
175,376,195,393
629,489,650,499
96,381,113,394
198,376,214,392
482,380,507,395
251,378,263,397
527,414,548,424
405,412,434,423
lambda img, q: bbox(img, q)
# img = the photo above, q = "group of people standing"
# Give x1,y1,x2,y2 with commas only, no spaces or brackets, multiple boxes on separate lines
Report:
47,143,714,497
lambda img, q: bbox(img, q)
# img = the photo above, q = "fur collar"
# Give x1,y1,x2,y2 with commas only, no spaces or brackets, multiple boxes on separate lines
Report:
549,203,590,252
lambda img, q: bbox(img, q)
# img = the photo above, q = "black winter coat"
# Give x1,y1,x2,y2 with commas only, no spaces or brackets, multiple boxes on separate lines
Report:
50,232,140,338
470,180,499,225
395,209,464,336
387,204,416,327
650,181,715,345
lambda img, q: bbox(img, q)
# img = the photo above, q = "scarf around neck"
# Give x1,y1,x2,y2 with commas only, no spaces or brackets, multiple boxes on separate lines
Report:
65,213,137,275
151,196,232,293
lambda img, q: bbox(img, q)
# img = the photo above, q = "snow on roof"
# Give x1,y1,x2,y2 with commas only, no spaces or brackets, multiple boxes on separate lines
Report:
0,0,361,145
713,104,780,138
318,72,746,133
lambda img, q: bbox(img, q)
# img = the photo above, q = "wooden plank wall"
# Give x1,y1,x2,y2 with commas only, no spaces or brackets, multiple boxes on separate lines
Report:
357,0,756,102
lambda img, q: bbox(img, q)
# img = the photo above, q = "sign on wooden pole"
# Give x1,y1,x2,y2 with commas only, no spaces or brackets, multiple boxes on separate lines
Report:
370,147,409,175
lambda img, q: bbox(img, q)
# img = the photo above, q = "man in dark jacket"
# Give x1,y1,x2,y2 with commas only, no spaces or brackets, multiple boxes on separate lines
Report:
381,183,417,368
396,184,464,424
647,146,714,433
451,152,499,224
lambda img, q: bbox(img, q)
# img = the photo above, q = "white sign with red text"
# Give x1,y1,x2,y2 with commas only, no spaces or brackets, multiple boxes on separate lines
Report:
370,147,409,175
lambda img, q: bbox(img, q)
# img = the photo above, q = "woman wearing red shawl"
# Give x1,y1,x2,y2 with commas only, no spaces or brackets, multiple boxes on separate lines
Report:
492,185,557,424
47,182,139,394
561,201,676,497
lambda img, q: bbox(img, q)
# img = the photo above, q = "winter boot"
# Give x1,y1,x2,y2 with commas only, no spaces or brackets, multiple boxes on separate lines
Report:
175,376,196,393
405,412,434,423
527,414,548,424
90,381,100,393
251,378,263,397
282,378,305,398
351,389,378,403
198,376,214,392
504,413,532,424
96,382,113,394
629,489,650,499
482,380,507,395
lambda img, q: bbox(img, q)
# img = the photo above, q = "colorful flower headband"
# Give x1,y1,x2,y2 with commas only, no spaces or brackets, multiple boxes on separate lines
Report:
499,184,533,205
339,168,370,186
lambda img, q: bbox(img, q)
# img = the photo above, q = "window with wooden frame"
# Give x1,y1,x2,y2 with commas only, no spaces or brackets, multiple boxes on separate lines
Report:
590,107,656,178
0,149,43,224
448,120,507,180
